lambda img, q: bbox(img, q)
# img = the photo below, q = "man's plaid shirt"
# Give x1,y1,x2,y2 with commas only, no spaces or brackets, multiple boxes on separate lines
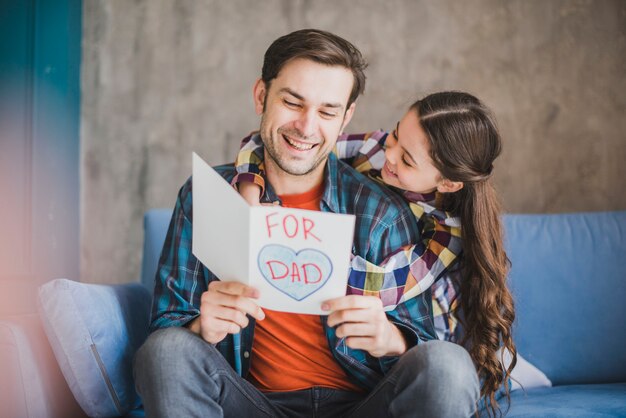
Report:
151,143,437,391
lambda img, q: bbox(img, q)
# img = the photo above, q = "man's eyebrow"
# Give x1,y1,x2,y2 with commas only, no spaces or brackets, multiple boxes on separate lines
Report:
279,88,344,109
396,121,418,165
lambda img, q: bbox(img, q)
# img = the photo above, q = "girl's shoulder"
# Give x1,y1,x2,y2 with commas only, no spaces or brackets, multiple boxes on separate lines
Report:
407,199,461,229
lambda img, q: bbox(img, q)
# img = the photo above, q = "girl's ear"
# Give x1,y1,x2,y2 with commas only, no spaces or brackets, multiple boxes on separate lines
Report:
437,178,464,193
252,78,267,115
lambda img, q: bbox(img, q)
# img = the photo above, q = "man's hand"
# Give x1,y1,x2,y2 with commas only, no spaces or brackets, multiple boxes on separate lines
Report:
323,295,407,358
188,281,265,344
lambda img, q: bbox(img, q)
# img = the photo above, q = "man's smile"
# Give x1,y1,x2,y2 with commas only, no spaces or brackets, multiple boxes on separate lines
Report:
282,133,319,152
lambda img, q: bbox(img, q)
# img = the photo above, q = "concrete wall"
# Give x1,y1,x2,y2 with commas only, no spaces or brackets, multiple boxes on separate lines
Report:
81,0,626,284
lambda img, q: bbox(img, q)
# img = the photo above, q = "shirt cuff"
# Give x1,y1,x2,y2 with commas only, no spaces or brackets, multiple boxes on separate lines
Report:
377,318,422,373
231,172,266,196
150,312,200,332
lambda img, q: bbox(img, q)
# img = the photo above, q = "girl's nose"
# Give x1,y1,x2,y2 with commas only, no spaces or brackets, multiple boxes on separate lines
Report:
385,143,398,166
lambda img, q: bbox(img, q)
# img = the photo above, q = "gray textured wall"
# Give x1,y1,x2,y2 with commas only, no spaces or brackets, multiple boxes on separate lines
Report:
81,0,626,284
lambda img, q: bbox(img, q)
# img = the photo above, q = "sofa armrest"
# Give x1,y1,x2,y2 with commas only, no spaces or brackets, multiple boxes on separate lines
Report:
0,314,86,418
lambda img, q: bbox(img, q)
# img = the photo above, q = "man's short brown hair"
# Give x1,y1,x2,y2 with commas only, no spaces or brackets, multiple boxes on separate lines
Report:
261,29,367,108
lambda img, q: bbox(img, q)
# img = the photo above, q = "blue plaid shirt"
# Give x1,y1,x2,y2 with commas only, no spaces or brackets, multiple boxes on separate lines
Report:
151,148,437,391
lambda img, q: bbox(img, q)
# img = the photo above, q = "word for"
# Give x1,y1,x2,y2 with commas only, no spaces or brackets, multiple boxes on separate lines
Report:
265,212,321,242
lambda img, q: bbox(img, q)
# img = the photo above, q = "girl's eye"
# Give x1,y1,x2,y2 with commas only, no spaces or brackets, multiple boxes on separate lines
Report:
401,155,412,167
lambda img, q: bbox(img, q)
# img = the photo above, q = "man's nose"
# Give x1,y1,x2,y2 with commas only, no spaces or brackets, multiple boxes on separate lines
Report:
293,110,318,139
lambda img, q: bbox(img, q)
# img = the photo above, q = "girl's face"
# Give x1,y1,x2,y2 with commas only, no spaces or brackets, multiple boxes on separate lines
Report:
381,110,444,194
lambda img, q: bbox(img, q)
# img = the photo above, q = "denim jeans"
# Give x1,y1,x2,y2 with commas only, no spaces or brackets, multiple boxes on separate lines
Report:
133,327,479,418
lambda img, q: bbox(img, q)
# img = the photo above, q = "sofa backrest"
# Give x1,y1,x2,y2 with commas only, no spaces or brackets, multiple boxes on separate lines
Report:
503,211,626,385
142,209,626,386
141,209,174,292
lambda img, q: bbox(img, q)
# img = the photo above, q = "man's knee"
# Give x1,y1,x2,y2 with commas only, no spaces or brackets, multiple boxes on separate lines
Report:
406,340,478,387
133,328,236,416
136,327,194,364
391,341,480,417
134,327,220,382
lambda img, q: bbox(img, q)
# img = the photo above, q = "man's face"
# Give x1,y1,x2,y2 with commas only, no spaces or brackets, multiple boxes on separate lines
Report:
253,58,356,179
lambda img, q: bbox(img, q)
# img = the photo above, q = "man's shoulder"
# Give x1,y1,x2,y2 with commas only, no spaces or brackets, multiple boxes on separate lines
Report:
213,163,237,180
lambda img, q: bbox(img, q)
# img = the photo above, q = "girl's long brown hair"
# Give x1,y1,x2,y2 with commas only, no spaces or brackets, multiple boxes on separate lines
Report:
413,92,517,417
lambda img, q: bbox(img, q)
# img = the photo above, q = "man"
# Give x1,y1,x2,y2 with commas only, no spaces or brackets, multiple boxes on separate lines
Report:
134,29,479,417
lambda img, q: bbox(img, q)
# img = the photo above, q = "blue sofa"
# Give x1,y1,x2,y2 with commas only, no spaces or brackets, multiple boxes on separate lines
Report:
3,210,625,417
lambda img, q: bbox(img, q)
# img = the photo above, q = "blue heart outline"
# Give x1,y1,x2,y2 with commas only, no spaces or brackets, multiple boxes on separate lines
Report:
257,244,334,301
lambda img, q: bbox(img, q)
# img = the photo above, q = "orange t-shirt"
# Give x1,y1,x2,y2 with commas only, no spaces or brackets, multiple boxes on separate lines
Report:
247,183,361,393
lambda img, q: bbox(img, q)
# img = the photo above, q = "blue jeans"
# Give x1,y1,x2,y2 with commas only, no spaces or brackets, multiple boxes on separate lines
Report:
133,327,479,418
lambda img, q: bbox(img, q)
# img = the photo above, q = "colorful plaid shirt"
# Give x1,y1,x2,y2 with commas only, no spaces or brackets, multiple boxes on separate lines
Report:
234,131,463,342
151,142,437,391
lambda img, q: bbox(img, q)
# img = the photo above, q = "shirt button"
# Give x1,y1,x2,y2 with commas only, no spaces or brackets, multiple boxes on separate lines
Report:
243,351,250,358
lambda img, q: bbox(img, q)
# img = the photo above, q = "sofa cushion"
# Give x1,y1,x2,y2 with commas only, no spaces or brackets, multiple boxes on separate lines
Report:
37,279,151,417
503,350,551,391
504,211,626,385
505,383,626,417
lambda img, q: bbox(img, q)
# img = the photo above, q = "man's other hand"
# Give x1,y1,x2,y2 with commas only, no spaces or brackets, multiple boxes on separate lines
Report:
188,281,265,344
323,295,407,358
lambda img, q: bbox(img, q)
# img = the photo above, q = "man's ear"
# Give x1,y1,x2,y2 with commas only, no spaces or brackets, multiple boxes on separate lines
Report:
437,178,464,193
253,78,267,115
340,102,357,133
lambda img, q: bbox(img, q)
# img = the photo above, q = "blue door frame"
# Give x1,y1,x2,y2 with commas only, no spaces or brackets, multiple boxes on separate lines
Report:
0,0,81,315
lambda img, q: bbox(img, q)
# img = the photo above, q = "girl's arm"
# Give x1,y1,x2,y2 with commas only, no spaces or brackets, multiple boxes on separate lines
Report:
233,132,460,312
232,133,266,205
347,204,462,310
336,130,388,174
431,273,461,342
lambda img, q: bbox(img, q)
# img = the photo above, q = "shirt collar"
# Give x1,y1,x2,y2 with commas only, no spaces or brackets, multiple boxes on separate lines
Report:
261,151,342,213
366,171,458,224
402,189,437,206
321,153,341,213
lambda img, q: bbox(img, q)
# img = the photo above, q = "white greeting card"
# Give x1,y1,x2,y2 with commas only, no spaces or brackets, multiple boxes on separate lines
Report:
192,152,356,314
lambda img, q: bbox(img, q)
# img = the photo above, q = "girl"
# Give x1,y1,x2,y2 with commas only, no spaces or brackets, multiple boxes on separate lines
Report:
233,91,516,416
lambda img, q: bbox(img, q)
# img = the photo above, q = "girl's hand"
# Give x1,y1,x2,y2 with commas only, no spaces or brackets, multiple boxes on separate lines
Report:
323,295,408,357
238,182,262,206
